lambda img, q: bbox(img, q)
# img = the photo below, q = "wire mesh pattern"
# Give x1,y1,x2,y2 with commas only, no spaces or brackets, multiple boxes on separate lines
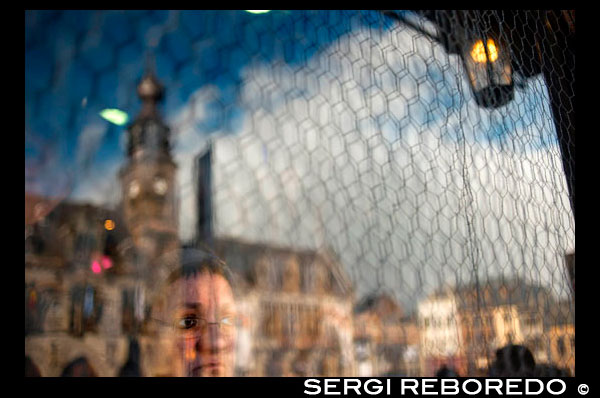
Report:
25,10,574,377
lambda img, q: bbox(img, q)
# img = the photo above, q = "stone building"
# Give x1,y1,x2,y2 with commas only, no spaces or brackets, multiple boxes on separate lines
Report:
546,299,574,375
25,69,357,377
24,192,151,376
417,288,466,376
353,292,420,376
213,238,355,376
454,277,555,375
25,71,179,376
416,277,571,376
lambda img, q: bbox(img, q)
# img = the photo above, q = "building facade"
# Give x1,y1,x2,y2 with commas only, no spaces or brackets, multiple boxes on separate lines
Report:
213,238,356,376
417,289,466,376
25,70,357,377
416,278,573,377
25,71,178,376
354,293,420,376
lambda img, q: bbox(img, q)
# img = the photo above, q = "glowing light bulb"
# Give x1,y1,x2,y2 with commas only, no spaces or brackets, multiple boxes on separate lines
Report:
104,219,115,231
471,39,499,63
245,10,271,14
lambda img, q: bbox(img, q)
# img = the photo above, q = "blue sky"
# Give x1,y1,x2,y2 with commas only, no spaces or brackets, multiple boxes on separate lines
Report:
25,10,574,307
25,11,392,192
25,10,558,199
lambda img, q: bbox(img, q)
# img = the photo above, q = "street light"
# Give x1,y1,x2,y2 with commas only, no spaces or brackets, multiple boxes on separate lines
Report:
380,11,515,109
406,9,575,216
461,33,513,108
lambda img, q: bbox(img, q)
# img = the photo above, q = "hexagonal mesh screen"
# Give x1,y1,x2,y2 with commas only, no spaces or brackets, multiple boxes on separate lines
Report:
25,10,574,377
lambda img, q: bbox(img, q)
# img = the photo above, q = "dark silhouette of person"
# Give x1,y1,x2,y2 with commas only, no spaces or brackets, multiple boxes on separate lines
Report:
25,356,41,377
435,364,460,377
118,337,142,376
61,356,97,377
488,344,536,377
534,363,571,377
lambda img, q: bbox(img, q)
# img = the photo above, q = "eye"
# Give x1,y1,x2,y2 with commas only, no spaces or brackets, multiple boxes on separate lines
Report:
177,316,199,329
221,316,234,326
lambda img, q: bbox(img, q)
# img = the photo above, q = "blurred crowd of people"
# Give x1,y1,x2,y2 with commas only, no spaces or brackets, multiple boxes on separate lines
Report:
435,344,571,378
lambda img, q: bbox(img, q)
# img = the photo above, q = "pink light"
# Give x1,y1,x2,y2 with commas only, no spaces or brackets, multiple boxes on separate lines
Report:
101,255,113,270
91,260,102,274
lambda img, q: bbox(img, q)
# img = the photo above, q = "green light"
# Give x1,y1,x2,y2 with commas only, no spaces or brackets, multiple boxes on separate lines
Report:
100,109,129,126
245,10,271,14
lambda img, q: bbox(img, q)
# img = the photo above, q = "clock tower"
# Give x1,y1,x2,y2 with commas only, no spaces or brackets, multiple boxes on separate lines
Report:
119,71,179,272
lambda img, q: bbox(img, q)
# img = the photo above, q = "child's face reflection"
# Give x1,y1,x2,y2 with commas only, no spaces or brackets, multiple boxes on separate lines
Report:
166,271,236,377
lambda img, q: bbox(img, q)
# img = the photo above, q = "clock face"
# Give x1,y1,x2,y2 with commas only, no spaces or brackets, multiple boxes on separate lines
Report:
128,180,140,199
153,177,168,196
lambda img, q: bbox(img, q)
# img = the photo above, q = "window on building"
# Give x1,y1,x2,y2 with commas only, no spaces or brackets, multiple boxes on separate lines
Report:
264,257,282,291
570,337,575,352
25,284,56,335
122,287,146,334
261,303,272,336
282,305,297,341
61,356,97,377
301,262,314,293
283,256,300,293
73,233,98,264
70,284,102,336
25,285,43,335
25,224,46,254
262,302,283,340
500,286,508,300
557,336,566,357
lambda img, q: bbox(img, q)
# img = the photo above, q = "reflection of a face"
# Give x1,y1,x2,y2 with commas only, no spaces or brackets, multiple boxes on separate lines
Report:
165,271,236,377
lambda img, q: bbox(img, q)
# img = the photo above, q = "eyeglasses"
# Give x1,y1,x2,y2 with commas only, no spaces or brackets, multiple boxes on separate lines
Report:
152,315,236,338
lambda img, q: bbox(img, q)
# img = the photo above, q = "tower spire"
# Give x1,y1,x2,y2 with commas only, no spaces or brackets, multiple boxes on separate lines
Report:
126,62,170,160
136,62,164,119
144,49,156,76
120,60,179,274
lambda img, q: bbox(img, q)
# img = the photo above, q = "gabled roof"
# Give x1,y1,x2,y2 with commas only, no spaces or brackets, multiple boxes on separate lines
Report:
25,192,63,226
25,194,137,272
212,236,353,297
354,291,403,317
453,276,555,310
